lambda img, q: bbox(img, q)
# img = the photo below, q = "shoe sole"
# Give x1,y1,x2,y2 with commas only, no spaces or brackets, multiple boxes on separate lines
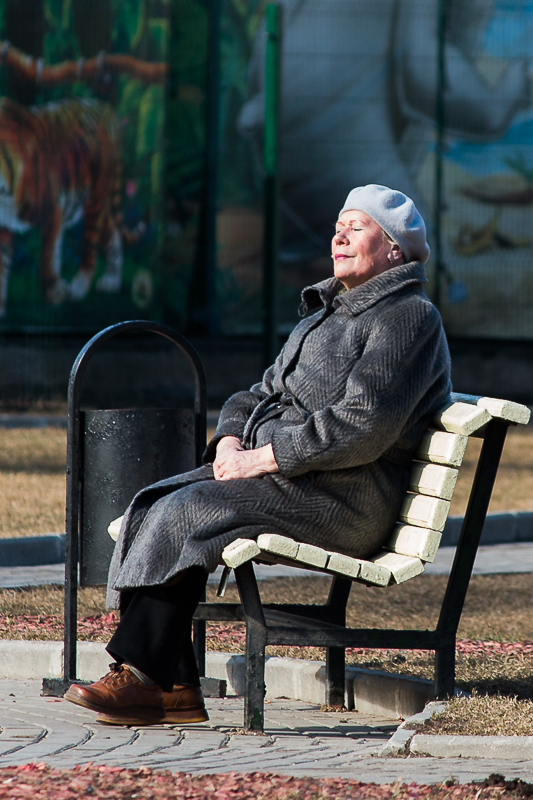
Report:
65,689,164,725
163,708,209,724
95,711,165,726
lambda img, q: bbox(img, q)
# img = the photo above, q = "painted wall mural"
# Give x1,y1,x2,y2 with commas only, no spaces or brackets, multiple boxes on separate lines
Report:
0,0,168,329
0,0,532,339
232,0,533,338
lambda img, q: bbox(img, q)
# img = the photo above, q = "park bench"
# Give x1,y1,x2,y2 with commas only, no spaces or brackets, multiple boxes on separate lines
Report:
108,392,530,732
191,392,530,731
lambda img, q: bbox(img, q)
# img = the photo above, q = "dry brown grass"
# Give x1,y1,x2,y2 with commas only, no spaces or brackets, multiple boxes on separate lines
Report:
414,695,533,736
1,555,533,645
0,585,104,618
450,426,533,516
1,423,532,538
0,428,66,537
4,573,533,700
209,571,533,644
202,572,533,699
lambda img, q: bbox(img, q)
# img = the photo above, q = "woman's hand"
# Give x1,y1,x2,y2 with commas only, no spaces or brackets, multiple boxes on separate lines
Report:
213,437,279,481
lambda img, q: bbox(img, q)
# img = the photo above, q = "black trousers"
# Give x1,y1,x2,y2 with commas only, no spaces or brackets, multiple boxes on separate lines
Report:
107,567,208,692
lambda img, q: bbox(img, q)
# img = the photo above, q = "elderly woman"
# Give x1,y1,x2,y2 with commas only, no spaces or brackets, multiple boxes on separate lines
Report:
65,184,451,726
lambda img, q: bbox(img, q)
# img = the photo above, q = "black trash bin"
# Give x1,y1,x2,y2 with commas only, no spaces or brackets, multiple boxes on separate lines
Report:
48,321,207,694
80,407,197,586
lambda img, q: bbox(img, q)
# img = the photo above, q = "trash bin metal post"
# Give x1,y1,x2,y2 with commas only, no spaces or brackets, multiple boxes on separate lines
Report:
64,320,207,684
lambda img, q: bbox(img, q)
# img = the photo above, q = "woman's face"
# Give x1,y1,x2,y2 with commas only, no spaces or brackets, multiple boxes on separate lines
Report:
331,210,394,290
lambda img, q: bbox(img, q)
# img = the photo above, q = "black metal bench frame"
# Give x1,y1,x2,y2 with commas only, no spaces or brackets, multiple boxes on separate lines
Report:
194,416,511,732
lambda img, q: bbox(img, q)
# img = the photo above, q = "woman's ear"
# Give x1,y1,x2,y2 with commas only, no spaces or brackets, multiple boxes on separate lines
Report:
388,244,405,264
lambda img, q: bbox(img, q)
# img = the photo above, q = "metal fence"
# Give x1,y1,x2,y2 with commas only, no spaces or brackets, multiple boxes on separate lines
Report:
188,0,533,340
1,0,533,363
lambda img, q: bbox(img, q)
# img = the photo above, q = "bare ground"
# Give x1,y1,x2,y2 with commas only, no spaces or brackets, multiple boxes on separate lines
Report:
2,425,533,734
413,695,533,736
1,424,533,537
0,765,528,799
0,428,66,537
3,572,533,702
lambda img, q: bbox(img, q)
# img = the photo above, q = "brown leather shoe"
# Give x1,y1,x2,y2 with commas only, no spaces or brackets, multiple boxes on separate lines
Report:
163,684,209,723
65,663,165,726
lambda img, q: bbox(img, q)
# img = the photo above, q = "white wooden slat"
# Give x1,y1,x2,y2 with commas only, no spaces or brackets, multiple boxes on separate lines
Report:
254,552,306,569
222,538,260,568
257,533,299,560
108,516,124,542
326,551,390,586
409,462,458,500
477,397,530,425
400,494,450,531
450,393,531,425
296,542,329,568
433,402,490,436
416,430,468,467
357,559,392,586
386,523,442,562
326,552,361,579
371,551,425,584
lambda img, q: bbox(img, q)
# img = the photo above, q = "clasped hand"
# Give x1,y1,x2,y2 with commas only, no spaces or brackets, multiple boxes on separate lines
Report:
213,436,278,481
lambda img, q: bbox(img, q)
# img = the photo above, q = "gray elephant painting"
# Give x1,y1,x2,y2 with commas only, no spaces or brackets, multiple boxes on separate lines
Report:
239,0,532,256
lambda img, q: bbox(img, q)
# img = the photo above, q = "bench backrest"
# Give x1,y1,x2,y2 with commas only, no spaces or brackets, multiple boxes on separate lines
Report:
221,394,531,588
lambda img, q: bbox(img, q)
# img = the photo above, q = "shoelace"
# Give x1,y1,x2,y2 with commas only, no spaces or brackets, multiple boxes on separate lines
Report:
101,662,127,684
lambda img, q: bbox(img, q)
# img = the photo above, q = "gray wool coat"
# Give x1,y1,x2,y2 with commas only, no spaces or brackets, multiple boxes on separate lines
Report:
106,261,451,607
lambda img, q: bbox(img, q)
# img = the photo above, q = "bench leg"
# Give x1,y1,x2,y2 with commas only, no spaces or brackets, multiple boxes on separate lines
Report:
235,561,267,732
324,576,351,707
192,619,206,677
435,642,455,700
245,619,268,731
192,588,206,678
326,647,345,707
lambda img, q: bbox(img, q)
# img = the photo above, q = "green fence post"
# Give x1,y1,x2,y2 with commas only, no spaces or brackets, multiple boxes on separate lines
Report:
262,2,282,369
433,0,447,311
205,0,220,334
188,0,219,335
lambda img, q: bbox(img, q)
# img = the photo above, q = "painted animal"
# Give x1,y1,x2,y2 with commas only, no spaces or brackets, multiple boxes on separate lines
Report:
0,96,123,315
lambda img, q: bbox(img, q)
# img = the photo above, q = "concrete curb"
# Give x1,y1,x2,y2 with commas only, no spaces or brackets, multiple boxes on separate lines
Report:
379,701,447,756
0,535,65,567
380,699,533,759
0,412,221,429
0,415,67,429
442,511,533,547
410,733,533,759
0,640,432,719
3,510,533,568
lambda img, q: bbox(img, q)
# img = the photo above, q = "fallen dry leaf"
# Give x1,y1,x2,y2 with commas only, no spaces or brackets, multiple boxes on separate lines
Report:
0,766,531,800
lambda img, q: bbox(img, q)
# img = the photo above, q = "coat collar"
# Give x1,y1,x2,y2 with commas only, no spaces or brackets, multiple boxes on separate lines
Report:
299,261,427,317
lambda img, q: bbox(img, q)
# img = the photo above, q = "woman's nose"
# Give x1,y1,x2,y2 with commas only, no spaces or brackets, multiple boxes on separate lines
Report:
334,227,348,243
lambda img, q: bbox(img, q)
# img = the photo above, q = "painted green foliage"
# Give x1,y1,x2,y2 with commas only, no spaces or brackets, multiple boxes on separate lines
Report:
0,0,270,333
162,0,268,330
0,0,169,328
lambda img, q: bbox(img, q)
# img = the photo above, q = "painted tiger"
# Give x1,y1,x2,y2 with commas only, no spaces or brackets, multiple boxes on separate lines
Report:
0,96,124,316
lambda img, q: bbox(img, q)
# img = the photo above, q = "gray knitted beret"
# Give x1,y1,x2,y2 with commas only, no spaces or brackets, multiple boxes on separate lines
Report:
339,184,430,264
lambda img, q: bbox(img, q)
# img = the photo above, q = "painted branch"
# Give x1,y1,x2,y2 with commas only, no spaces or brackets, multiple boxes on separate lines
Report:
0,42,167,86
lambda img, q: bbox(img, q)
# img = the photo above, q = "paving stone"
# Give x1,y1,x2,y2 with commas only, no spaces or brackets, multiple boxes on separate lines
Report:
4,679,533,783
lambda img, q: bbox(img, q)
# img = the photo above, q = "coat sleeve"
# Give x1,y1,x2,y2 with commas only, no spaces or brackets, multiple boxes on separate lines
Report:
270,302,450,477
203,347,285,462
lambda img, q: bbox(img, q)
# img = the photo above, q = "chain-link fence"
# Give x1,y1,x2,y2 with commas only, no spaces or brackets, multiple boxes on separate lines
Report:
171,0,533,339
1,0,533,407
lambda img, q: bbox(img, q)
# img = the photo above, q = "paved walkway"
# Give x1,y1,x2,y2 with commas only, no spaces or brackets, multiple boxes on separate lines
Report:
2,541,533,782
2,542,533,588
1,680,533,782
